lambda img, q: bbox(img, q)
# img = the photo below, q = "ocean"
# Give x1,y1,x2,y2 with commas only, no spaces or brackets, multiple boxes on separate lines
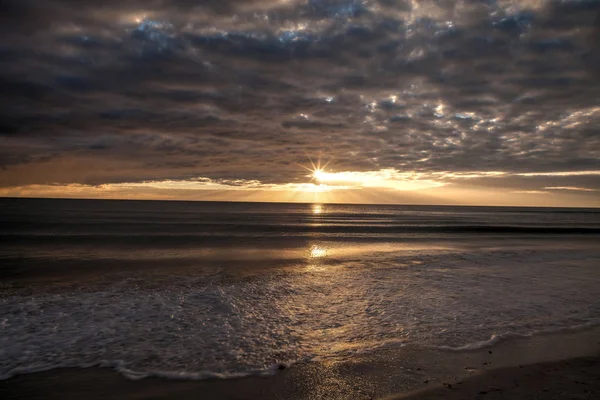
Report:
1,198,599,380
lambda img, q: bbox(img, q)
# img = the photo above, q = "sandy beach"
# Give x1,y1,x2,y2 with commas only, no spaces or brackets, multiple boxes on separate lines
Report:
2,356,599,400
391,356,600,400
2,327,600,400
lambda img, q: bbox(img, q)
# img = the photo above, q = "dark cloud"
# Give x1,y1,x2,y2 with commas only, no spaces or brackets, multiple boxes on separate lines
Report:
0,0,599,192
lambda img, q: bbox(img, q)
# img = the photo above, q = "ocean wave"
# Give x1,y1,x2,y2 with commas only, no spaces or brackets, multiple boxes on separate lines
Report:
2,243,600,383
3,322,600,382
0,359,291,382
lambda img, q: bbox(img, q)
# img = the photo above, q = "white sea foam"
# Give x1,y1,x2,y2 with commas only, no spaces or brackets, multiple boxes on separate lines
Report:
2,247,600,381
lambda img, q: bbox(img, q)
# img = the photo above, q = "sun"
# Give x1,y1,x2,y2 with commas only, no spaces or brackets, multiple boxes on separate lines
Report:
299,156,332,184
313,168,325,182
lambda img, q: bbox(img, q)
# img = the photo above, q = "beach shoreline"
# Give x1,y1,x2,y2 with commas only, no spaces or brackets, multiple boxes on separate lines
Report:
389,355,600,400
2,326,600,400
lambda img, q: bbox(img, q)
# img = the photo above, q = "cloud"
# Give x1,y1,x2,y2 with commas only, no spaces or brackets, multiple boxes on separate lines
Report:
518,171,600,177
544,186,598,192
513,190,550,194
0,0,598,205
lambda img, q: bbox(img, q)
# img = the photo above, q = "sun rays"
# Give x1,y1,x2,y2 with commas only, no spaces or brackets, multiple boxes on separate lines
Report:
8,153,595,206
298,155,333,185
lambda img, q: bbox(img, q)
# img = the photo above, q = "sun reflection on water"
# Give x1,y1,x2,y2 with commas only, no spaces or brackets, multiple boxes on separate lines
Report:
306,244,328,272
309,245,327,258
312,204,323,214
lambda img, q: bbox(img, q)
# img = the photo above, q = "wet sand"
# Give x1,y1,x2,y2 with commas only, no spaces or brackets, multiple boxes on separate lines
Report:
391,356,600,400
2,327,600,400
3,356,599,400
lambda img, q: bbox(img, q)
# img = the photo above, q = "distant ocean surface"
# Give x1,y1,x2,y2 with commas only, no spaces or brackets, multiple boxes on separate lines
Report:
1,198,600,380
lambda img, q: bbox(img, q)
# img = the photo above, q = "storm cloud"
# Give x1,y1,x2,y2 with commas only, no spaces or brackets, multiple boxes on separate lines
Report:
0,0,599,201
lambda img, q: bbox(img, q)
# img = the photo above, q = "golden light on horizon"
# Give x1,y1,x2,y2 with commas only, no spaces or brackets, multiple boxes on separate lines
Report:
1,161,599,207
306,168,445,191
294,183,336,193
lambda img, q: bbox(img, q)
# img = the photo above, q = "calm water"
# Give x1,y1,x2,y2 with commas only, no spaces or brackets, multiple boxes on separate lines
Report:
1,198,600,379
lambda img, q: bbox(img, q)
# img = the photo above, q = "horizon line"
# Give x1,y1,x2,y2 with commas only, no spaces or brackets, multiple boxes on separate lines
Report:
1,196,599,210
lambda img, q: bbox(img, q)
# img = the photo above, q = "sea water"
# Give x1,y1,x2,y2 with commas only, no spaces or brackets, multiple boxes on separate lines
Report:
1,198,599,380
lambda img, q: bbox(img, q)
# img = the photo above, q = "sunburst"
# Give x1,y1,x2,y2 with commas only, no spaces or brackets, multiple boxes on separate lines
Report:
298,155,332,184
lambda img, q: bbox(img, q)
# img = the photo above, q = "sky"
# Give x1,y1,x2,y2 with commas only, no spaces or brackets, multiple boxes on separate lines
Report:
0,0,599,206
